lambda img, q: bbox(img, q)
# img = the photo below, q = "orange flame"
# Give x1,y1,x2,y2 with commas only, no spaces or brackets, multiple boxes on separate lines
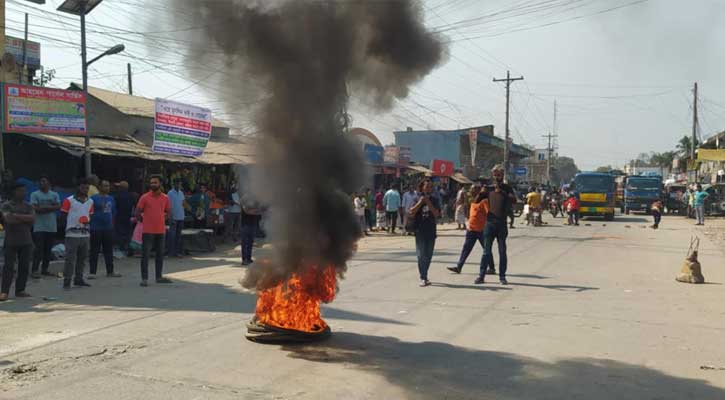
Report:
255,265,337,333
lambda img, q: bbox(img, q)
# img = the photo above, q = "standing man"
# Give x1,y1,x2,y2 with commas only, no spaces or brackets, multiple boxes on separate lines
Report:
401,185,418,236
113,181,136,255
225,187,242,243
240,195,261,265
383,184,401,234
135,176,173,287
693,184,709,226
454,185,468,230
477,165,517,285
87,175,100,197
374,188,386,232
0,183,36,301
410,179,440,287
60,179,94,289
447,184,496,275
30,175,61,278
89,180,120,278
189,184,211,229
167,179,187,257
363,188,374,233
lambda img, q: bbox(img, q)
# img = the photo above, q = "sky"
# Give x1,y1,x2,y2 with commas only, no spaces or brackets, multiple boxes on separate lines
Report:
6,0,725,170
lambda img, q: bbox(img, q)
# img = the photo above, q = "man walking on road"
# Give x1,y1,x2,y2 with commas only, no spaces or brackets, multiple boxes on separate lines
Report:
135,176,173,287
89,180,121,279
693,184,709,226
60,179,94,289
383,184,401,234
30,176,61,278
402,186,418,236
167,179,187,257
447,184,495,275
477,165,516,285
0,183,36,301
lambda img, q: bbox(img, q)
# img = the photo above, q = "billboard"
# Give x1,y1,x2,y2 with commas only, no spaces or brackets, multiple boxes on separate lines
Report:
398,146,411,166
5,36,41,68
363,144,384,164
468,129,478,166
384,145,400,164
153,98,212,157
431,159,454,177
3,84,87,135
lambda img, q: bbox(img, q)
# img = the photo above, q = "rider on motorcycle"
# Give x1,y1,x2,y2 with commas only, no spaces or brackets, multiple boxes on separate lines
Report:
526,186,543,226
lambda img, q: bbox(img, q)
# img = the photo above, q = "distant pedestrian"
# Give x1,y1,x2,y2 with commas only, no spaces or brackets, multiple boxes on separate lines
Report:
564,193,580,226
113,181,136,255
167,179,187,257
410,179,440,287
477,165,516,285
374,188,386,231
651,199,663,229
448,184,495,275
240,196,261,265
225,186,242,243
693,184,709,226
89,180,120,279
0,183,36,301
189,184,211,229
454,185,468,230
135,175,173,286
354,193,368,236
30,175,61,278
363,188,374,233
87,174,100,197
383,184,401,234
401,186,418,236
60,179,94,289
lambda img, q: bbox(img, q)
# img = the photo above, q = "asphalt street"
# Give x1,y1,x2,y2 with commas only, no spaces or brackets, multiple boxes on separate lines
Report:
1,213,724,399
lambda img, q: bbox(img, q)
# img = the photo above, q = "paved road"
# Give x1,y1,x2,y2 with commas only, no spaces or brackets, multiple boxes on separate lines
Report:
1,214,724,399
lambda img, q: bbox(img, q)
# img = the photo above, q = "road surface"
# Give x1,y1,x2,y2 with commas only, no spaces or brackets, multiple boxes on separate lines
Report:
1,214,724,399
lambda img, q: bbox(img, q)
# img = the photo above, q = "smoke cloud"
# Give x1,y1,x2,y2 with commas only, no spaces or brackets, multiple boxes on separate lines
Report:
157,0,446,290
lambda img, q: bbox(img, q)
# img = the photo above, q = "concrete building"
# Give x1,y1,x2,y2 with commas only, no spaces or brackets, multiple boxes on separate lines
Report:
393,125,532,178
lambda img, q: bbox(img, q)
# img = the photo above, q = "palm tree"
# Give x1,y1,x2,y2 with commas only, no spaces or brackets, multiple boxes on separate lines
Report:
677,136,698,159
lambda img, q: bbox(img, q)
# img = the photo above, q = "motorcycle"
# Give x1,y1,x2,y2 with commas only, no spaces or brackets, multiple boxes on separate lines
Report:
533,209,543,226
549,198,560,218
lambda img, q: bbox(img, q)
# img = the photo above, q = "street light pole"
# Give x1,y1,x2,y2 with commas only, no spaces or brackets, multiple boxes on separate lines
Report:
80,0,90,177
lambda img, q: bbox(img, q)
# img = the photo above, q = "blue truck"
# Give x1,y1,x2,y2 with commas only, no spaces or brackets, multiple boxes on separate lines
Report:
623,176,662,215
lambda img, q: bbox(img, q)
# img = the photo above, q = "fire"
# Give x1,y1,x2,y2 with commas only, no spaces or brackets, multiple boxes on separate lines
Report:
254,265,337,333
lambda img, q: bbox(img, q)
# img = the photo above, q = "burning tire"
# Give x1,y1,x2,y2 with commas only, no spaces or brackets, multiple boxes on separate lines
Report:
245,317,331,344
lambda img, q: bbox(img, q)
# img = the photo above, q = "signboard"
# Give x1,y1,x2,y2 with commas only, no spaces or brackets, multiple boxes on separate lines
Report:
4,84,87,135
468,129,478,166
514,167,527,176
398,146,411,166
363,143,384,164
5,36,41,68
384,145,400,164
153,98,212,157
431,159,454,177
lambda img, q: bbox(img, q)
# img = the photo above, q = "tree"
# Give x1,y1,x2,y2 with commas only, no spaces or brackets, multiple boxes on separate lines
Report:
595,165,613,173
676,136,698,159
650,151,675,169
552,156,580,185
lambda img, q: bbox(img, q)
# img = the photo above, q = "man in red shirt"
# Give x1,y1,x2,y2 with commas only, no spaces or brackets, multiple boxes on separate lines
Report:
135,175,172,286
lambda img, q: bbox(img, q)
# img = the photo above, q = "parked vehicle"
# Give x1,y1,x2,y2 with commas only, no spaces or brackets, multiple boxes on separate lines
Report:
624,176,662,215
573,172,616,221
703,184,725,216
664,183,687,215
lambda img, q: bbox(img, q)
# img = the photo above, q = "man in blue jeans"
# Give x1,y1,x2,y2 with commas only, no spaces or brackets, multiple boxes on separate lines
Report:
240,197,261,266
477,165,517,285
166,179,187,257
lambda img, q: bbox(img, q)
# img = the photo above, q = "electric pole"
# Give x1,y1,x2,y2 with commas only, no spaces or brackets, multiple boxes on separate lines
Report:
691,82,698,161
494,70,524,182
127,63,133,95
542,131,558,185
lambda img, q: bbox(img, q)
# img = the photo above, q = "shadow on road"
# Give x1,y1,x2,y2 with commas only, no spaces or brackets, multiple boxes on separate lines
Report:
507,281,599,292
282,332,725,400
429,282,512,291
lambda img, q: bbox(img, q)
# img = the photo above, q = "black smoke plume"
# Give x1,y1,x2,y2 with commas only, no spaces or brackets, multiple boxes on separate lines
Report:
158,0,446,290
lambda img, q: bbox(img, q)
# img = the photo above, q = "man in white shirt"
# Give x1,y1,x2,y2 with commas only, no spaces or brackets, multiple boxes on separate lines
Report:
226,186,242,243
401,185,418,236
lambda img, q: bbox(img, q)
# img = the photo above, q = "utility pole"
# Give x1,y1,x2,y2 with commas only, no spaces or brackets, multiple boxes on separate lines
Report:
20,13,28,83
691,82,698,161
127,63,133,95
493,70,524,182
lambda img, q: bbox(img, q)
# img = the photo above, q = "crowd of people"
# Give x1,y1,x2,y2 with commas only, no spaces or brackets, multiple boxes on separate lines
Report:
0,174,261,301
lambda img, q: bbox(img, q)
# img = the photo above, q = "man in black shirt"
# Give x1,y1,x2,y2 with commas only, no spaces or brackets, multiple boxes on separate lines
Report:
477,165,516,285
1,183,36,301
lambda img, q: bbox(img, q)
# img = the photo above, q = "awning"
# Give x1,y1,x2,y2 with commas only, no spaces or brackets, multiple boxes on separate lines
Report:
19,133,255,165
698,149,725,162
405,164,432,175
451,172,473,184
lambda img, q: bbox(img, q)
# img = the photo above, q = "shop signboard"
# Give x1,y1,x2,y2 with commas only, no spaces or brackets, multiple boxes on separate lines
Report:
515,167,528,176
5,36,41,68
3,83,87,135
398,146,411,166
363,143,384,164
384,145,400,164
431,159,454,177
153,98,212,157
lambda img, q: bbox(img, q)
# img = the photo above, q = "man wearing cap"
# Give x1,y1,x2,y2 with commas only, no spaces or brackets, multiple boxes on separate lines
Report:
0,183,36,301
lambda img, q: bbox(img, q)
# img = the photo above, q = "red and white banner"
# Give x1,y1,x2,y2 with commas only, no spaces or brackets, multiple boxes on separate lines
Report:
431,159,454,177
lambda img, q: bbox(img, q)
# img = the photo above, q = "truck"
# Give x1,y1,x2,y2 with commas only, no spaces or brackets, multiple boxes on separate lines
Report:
573,172,616,221
623,176,662,215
